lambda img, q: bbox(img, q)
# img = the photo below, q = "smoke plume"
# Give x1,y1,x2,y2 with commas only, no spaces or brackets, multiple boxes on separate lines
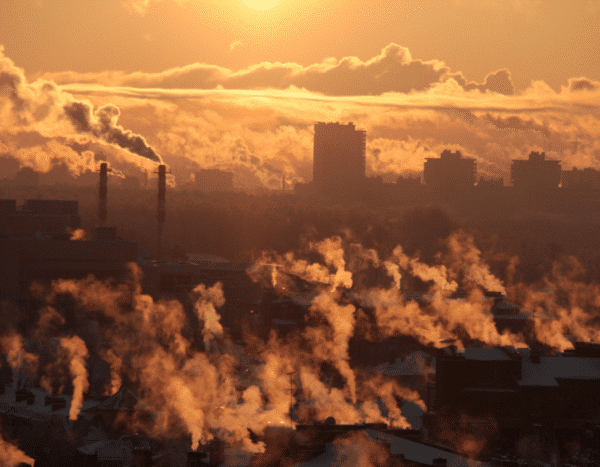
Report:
0,46,162,176
0,433,34,467
59,335,90,420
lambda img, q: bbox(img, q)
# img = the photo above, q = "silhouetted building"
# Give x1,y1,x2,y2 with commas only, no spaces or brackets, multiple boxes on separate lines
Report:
0,154,20,180
313,122,366,192
423,150,475,190
396,175,423,189
431,343,600,461
0,199,137,313
510,151,561,190
194,169,234,192
561,167,600,189
477,177,504,188
14,166,39,187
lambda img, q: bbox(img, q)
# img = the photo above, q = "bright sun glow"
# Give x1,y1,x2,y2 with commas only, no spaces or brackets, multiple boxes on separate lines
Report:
240,0,280,10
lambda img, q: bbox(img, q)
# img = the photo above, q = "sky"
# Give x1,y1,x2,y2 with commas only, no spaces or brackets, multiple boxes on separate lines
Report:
1,0,599,188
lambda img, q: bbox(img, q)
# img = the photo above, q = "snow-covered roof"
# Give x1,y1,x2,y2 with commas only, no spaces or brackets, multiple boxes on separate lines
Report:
463,348,510,361
293,430,490,467
370,351,436,377
518,349,600,387
0,385,99,420
365,429,490,467
87,385,150,412
292,291,319,308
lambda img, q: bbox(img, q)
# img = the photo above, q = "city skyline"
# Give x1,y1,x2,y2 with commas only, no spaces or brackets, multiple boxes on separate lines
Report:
0,0,599,189
3,3,600,465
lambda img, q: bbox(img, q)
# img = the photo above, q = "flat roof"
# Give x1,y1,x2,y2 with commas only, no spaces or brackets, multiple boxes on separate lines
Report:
463,348,511,361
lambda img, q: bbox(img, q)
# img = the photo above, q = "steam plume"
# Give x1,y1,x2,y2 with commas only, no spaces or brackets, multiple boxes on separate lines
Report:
192,282,226,351
59,335,89,420
0,46,162,171
0,433,34,467
63,102,162,163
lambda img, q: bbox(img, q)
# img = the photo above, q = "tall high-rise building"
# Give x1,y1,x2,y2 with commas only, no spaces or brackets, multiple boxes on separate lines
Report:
313,122,366,191
424,150,476,190
511,151,561,190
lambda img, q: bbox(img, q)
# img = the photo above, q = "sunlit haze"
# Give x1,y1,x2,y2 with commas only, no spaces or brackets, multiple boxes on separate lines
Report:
1,1,600,466
238,0,281,10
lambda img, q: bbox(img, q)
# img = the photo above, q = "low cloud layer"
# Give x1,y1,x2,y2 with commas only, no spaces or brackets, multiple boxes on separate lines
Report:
41,43,516,97
3,44,600,188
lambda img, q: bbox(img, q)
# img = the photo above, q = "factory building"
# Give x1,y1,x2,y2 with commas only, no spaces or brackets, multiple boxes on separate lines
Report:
510,151,561,190
313,122,366,192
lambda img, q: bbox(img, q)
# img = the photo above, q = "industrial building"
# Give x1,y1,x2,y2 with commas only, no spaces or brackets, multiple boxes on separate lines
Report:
313,122,366,192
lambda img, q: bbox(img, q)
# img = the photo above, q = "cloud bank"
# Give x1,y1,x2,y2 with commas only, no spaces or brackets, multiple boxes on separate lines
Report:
4,43,600,189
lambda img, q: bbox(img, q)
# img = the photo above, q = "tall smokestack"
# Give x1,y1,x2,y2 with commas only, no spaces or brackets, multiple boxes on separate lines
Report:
157,164,166,261
98,163,109,225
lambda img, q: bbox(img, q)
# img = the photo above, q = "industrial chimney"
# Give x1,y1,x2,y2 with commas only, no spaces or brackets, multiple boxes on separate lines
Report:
157,164,166,261
98,162,109,224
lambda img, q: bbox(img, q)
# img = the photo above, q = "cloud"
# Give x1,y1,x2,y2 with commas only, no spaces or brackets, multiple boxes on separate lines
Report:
6,44,600,188
449,69,515,95
565,77,600,92
38,44,519,98
40,44,450,96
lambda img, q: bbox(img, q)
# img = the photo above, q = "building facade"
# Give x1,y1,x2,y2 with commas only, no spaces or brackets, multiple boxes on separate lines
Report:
313,122,366,192
423,150,476,190
561,167,600,189
510,151,561,190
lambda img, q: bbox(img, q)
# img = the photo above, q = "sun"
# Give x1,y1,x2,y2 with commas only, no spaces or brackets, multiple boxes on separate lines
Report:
239,0,281,11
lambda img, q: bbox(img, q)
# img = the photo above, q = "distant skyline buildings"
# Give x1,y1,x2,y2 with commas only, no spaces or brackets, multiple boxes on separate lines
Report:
313,122,366,193
511,151,561,190
308,122,600,194
424,150,476,191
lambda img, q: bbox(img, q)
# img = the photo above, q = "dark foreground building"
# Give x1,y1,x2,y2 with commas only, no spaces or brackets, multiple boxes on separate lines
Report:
0,199,137,315
313,121,366,193
429,343,600,464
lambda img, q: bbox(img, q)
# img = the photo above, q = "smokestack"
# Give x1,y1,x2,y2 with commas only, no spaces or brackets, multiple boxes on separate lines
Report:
98,162,111,225
157,164,166,261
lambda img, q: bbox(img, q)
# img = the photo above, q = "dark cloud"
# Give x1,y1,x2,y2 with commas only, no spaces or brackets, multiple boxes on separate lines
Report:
567,77,600,92
46,44,451,96
449,69,515,96
43,44,523,99
483,114,552,139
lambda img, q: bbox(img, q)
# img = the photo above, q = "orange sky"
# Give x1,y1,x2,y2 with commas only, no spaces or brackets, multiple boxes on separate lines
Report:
0,0,599,188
